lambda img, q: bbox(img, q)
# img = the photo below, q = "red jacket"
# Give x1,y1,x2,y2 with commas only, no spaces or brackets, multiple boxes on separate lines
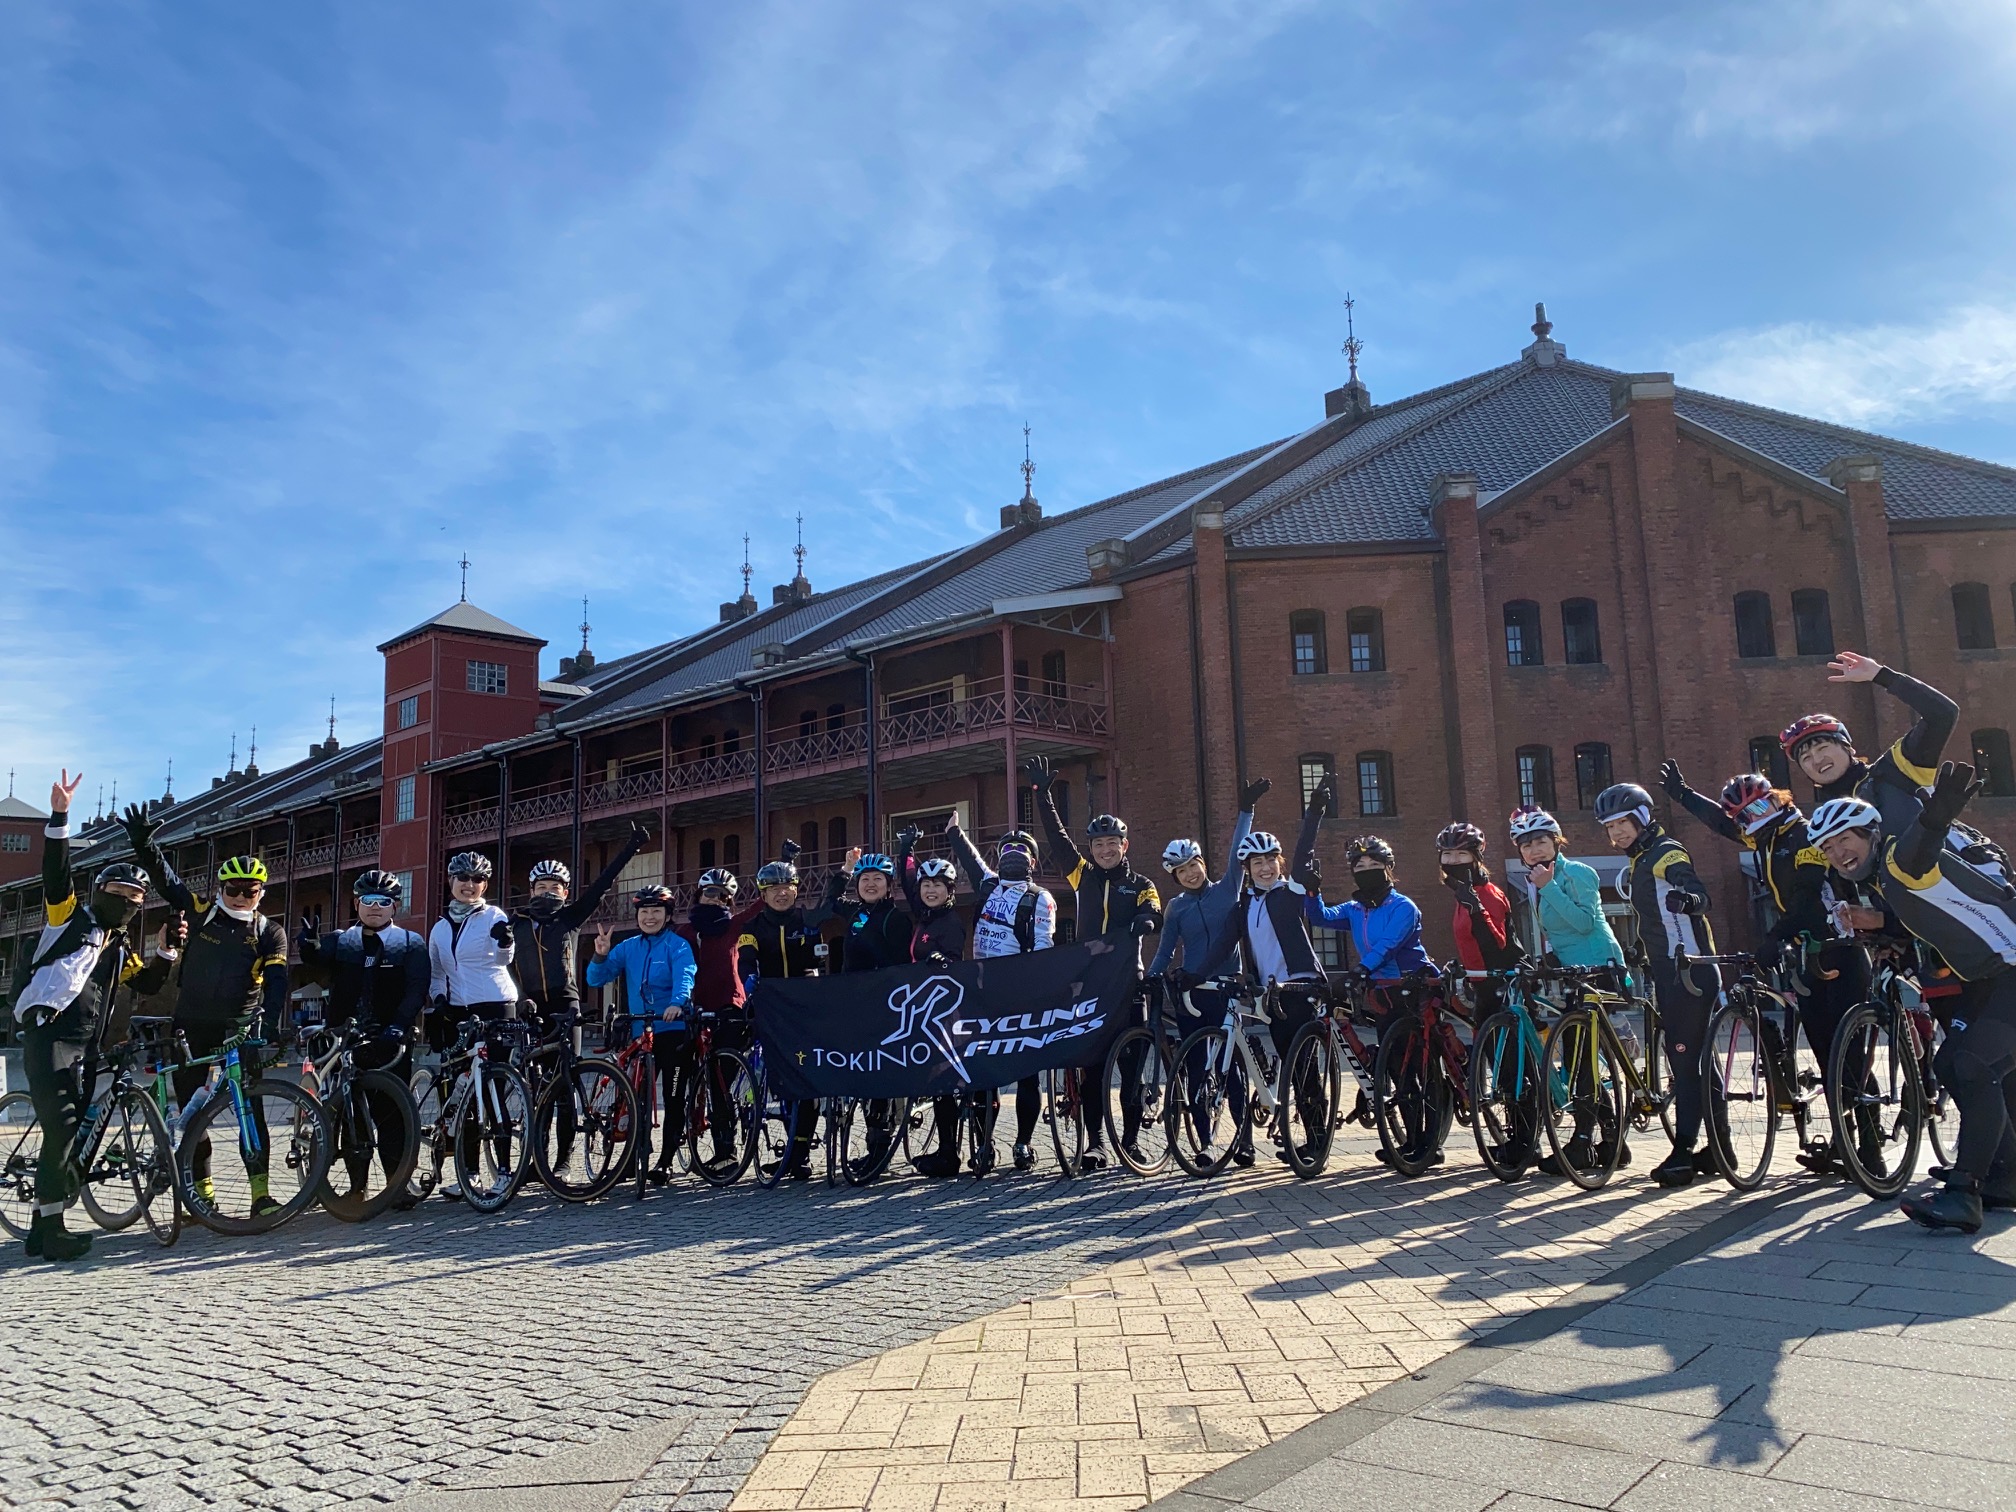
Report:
681,899,764,1011
1452,880,1516,973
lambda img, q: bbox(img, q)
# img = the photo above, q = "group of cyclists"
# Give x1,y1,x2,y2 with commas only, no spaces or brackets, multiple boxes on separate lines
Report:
8,648,2016,1264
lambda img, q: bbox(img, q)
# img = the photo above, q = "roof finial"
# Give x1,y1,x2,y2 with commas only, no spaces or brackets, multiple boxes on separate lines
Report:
1342,292,1364,385
248,725,257,769
458,553,470,602
1021,423,1037,504
95,784,103,822
228,731,238,773
109,779,117,813
579,595,592,654
793,513,807,581
164,759,173,799
328,698,337,742
1532,301,1552,340
740,534,752,599
5,768,11,798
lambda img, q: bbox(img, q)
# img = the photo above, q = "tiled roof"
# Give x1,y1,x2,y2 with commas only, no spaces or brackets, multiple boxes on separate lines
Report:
378,600,545,651
0,795,47,822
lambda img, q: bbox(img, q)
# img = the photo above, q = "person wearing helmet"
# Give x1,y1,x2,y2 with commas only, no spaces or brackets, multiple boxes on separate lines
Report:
1298,787,1432,985
587,883,700,1183
945,817,1057,1172
1596,780,1720,1187
1022,756,1161,958
1506,806,1625,972
121,801,293,1216
1661,762,1875,1176
736,843,823,987
509,822,649,1038
1437,820,1522,986
1811,767,2016,1233
13,776,178,1260
1782,652,1957,825
891,825,973,1179
822,848,916,973
423,851,518,1059
1149,778,1266,1000
682,862,768,1021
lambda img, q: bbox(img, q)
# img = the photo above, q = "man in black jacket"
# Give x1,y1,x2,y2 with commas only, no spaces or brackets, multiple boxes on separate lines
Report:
513,823,648,1036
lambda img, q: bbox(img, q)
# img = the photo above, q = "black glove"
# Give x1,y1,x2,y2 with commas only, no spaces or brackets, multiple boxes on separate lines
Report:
1020,754,1055,792
780,838,802,863
923,952,950,970
490,918,514,946
121,802,162,855
628,820,650,848
896,824,923,849
1130,912,1160,937
296,914,317,947
1449,881,1481,910
1920,761,1984,834
1239,776,1272,810
1293,854,1323,891
1664,891,1695,914
1310,774,1337,820
1168,968,1199,995
377,1023,408,1043
430,994,449,1015
1657,760,1687,801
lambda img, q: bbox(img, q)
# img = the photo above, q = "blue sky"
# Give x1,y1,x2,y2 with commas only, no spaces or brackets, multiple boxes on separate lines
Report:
4,1,2014,814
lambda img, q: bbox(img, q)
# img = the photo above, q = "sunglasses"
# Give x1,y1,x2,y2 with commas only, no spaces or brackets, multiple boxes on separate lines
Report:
221,881,263,898
357,894,396,908
700,886,731,899
1740,794,1782,823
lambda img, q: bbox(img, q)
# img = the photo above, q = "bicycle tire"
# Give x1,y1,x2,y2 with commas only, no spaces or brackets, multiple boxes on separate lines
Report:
1469,1011,1541,1183
451,1063,534,1213
320,1069,421,1222
79,1115,144,1234
111,1087,178,1246
902,1095,948,1171
1633,1009,1676,1143
1827,1003,1920,1200
1166,1026,1240,1178
179,1078,334,1236
753,1084,800,1189
838,1097,906,1186
1703,993,1779,1192
534,1057,636,1202
403,1062,449,1206
690,1047,756,1187
1044,1067,1087,1178
0,1090,42,1240
1280,1020,1341,1178
1101,1026,1174,1176
1372,1009,1450,1178
1538,1010,1626,1192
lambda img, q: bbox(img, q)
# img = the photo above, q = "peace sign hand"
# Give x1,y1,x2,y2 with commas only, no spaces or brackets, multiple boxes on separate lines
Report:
51,770,82,816
592,922,613,959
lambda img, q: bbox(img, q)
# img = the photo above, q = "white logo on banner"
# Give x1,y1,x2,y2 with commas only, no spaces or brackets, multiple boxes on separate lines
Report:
883,974,971,1083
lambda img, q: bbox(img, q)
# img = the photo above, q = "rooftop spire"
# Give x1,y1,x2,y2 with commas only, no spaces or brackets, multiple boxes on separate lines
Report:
1323,293,1374,421
1531,301,1552,340
741,534,753,598
1342,292,1363,386
164,759,174,801
579,596,592,653
1522,300,1566,366
328,698,337,743
228,731,238,774
247,725,258,773
95,784,103,822
458,553,470,602
793,513,807,582
722,533,760,622
1021,424,1037,504
1003,424,1042,527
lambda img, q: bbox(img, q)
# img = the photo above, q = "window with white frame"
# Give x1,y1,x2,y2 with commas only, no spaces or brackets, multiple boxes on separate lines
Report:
466,660,509,695
394,776,416,824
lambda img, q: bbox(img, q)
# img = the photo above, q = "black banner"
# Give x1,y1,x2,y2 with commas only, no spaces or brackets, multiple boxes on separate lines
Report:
752,942,1135,1101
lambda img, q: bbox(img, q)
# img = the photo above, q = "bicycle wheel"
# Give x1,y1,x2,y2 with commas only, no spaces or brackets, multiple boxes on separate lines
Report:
1469,1011,1541,1182
109,1087,177,1246
1703,994,1779,1192
79,1116,144,1233
403,1062,450,1206
535,1057,635,1202
179,1078,333,1235
690,1048,755,1187
1636,1009,1676,1142
1911,1009,1954,1172
1101,1026,1174,1176
1167,1026,1240,1178
320,1070,421,1222
753,1081,800,1189
837,1097,906,1186
1372,1010,1450,1178
1828,1004,1921,1199
451,1064,533,1213
1280,1020,1341,1178
0,1091,42,1240
1044,1067,1087,1178
1539,1011,1626,1191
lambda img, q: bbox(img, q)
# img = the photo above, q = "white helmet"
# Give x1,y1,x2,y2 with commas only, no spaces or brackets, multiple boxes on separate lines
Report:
1808,797,1882,846
1236,831,1283,863
1508,805,1562,841
1161,838,1205,874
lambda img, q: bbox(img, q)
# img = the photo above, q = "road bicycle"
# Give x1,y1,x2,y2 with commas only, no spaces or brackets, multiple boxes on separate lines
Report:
1165,979,1302,1177
1465,967,1558,1182
406,1015,534,1213
298,1019,420,1222
0,1014,181,1248
1282,970,1385,1176
1828,949,1951,1199
681,1011,758,1186
1697,950,1825,1191
1099,980,1177,1176
903,1089,998,1179
1538,964,1668,1191
1370,966,1471,1179
823,1093,909,1186
510,1008,636,1203
1041,1063,1094,1178
173,1028,333,1235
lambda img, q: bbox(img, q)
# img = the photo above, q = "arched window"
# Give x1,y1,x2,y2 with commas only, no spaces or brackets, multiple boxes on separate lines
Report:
1346,608,1385,673
1354,752,1395,817
1298,754,1336,813
1516,746,1556,810
1572,743,1612,810
1791,589,1835,656
1954,583,1997,650
1972,729,2014,798
826,816,848,862
698,838,716,870
1734,591,1776,659
1289,610,1327,676
1561,599,1602,665
1748,736,1791,789
1503,600,1543,666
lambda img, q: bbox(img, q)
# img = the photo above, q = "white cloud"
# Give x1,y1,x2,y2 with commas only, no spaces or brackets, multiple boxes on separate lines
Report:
1676,302,2016,427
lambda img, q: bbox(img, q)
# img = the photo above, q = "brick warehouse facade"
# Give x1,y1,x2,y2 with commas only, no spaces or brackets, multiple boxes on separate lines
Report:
7,312,2016,985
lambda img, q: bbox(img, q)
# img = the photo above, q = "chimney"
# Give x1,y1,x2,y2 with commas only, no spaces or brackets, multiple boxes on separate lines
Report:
752,643,786,668
1086,539,1127,582
719,595,757,622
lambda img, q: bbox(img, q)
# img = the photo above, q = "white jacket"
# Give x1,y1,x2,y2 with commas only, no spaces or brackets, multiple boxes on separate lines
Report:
428,904,517,1006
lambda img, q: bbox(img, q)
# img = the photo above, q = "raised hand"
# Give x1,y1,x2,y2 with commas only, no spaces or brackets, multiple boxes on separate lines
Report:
51,770,82,815
1019,755,1054,792
896,824,923,849
592,922,613,958
1293,853,1324,891
1239,776,1272,810
1921,760,1984,831
121,802,161,853
1657,759,1687,800
942,812,962,835
1826,650,1882,684
845,846,863,871
628,820,650,847
1310,773,1337,819
780,838,802,863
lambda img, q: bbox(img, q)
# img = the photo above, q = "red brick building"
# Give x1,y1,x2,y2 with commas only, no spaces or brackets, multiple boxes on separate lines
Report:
8,311,2014,976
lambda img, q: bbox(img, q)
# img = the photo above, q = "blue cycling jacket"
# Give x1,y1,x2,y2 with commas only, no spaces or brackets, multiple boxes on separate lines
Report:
584,927,698,1028
1149,809,1255,977
1305,888,1432,979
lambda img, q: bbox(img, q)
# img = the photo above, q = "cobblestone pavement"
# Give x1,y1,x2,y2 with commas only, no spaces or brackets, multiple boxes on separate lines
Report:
1,1129,1746,1512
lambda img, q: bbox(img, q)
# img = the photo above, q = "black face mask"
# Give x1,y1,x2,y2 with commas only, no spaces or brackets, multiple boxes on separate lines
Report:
998,852,1032,881
1441,863,1478,887
526,895,565,920
90,891,138,931
1353,871,1393,905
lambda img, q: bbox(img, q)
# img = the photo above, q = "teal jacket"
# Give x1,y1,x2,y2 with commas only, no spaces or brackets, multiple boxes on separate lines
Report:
1524,856,1624,968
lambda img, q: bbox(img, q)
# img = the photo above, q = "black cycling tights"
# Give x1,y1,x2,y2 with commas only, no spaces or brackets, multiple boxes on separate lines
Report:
21,1024,85,1210
1935,973,2016,1184
1649,957,1718,1150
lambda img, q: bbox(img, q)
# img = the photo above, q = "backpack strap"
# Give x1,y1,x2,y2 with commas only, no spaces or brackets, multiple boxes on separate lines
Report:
1014,888,1039,953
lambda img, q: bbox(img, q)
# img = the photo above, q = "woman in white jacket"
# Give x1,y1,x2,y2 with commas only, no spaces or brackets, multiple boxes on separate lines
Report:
426,851,517,1051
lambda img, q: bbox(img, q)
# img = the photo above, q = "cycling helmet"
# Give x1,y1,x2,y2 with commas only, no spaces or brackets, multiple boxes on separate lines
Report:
1161,838,1204,873
696,867,739,898
446,851,493,880
1808,796,1882,846
853,852,896,877
352,868,403,901
1435,822,1488,856
1346,836,1395,870
216,854,269,885
1780,712,1853,759
1594,783,1654,829
915,857,958,885
633,883,675,908
1236,831,1284,866
755,860,799,888
1721,774,1792,836
94,861,151,895
529,859,571,887
1086,814,1128,840
1507,805,1562,841
998,829,1039,856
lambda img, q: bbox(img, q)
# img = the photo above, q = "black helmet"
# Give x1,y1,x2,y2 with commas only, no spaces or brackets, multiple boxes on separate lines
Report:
1435,822,1487,856
352,868,403,901
756,861,799,888
633,883,675,908
446,851,493,880
998,829,1039,857
1345,836,1395,870
1595,783,1655,828
1086,814,1128,840
94,861,151,894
